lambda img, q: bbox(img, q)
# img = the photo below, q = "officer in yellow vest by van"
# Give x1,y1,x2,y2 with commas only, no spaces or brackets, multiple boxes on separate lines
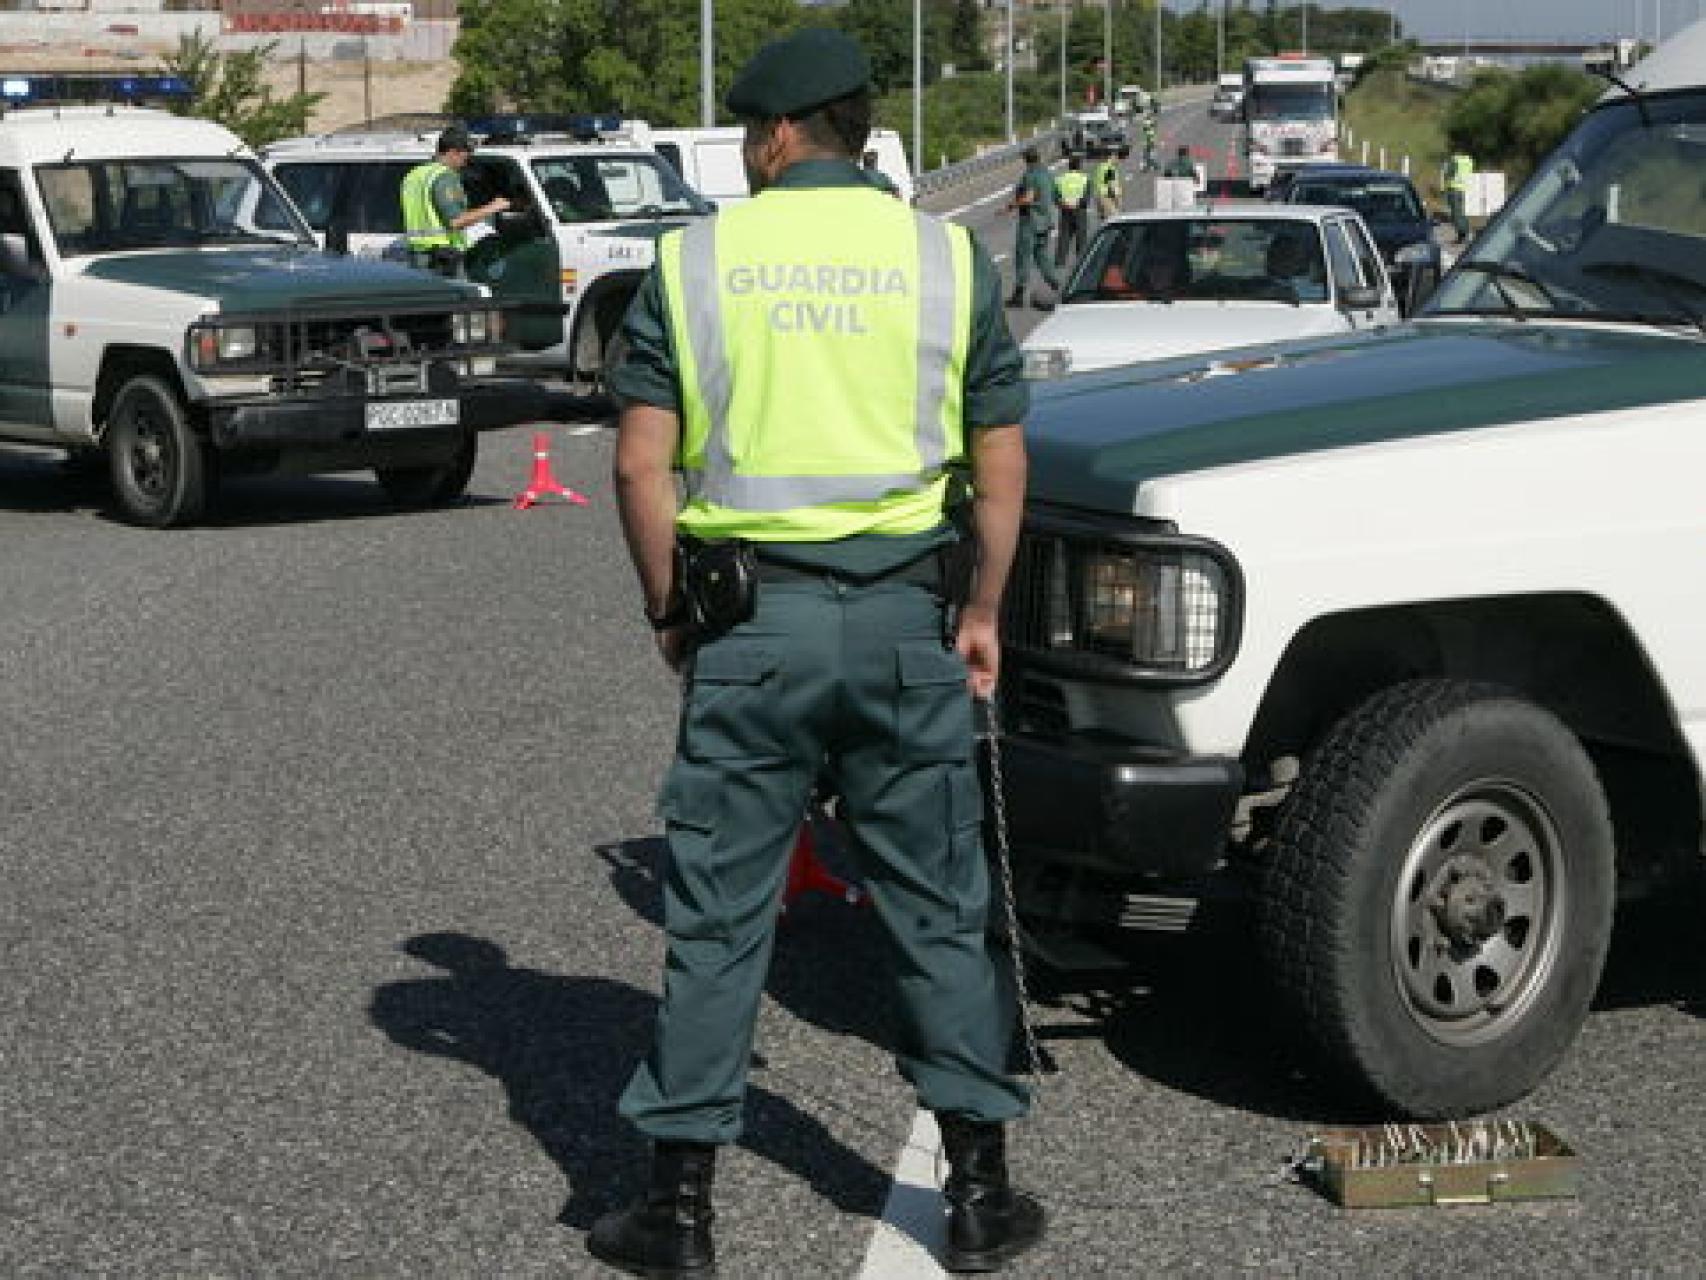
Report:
1091,149,1123,220
398,126,510,278
1053,154,1090,267
596,25,1042,1280
1443,150,1474,244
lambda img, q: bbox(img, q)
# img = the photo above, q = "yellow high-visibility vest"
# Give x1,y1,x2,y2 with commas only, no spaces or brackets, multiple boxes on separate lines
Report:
658,185,975,542
400,161,466,252
1447,153,1474,193
1055,170,1090,204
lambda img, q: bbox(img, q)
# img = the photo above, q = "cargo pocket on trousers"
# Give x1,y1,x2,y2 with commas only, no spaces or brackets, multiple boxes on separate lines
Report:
895,641,974,765
683,639,785,763
948,762,992,931
657,760,731,942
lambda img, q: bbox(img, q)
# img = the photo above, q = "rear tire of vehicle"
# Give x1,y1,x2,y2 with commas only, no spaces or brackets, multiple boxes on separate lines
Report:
1256,679,1615,1117
375,430,477,508
106,374,209,528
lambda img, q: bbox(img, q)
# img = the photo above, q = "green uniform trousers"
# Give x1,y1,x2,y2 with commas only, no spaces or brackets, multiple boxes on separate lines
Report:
1010,222,1061,294
620,574,1031,1143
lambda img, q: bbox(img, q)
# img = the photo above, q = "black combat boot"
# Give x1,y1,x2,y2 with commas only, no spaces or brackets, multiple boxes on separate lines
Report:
936,1115,1045,1273
587,1140,717,1278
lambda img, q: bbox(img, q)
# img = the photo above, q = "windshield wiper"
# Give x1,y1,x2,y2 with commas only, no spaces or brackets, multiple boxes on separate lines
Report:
1581,261,1706,335
1452,259,1559,315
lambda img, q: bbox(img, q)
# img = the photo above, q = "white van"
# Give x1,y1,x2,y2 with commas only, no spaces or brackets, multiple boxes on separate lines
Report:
650,125,914,205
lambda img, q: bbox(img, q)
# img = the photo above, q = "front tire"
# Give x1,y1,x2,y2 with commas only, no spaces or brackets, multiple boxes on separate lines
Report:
1257,679,1615,1117
106,374,209,528
375,430,478,508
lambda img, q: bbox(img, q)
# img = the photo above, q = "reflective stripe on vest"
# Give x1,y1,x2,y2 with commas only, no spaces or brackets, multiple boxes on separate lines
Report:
660,187,972,539
400,161,465,251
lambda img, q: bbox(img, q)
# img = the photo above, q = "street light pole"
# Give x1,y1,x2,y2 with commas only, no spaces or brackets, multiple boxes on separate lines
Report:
913,0,922,181
1059,1,1068,122
1154,0,1162,96
1103,0,1112,110
1301,1,1309,55
1217,0,1225,78
1005,0,1015,141
700,0,714,127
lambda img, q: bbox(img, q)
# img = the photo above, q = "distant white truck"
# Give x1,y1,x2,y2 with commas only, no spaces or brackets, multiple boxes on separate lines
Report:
1241,55,1340,191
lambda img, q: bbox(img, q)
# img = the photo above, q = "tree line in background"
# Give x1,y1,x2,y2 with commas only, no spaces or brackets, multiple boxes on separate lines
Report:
445,0,1402,164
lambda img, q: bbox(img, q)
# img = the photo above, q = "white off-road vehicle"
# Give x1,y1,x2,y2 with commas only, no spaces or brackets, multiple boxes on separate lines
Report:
0,99,535,527
999,24,1706,1116
262,116,712,395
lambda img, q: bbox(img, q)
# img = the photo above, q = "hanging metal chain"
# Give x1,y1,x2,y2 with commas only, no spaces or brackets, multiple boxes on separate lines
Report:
977,694,1048,1110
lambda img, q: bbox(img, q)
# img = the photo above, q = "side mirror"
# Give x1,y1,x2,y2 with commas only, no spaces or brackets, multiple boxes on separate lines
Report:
494,209,539,241
0,232,43,281
1340,284,1381,310
1403,263,1441,317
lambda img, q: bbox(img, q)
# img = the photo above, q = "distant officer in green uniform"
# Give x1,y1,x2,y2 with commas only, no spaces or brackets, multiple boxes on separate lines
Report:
1092,149,1123,219
1163,143,1198,180
398,126,510,278
1005,145,1061,309
1053,154,1089,268
595,25,1043,1280
1444,150,1474,243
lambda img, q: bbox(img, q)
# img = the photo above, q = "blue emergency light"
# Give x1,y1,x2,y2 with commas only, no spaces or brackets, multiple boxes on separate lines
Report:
468,112,625,144
0,73,193,107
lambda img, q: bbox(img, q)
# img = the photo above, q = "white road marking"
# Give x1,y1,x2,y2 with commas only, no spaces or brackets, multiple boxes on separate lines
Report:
857,1110,947,1279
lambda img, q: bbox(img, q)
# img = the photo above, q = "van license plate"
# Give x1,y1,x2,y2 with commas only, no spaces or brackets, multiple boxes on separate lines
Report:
366,398,460,431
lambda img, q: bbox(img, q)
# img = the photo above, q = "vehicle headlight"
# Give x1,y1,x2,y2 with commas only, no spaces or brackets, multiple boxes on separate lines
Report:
1005,530,1242,680
191,323,260,370
451,308,504,346
217,326,258,360
1022,346,1073,380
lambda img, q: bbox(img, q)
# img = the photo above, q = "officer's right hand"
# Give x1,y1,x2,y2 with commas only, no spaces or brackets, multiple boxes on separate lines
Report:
657,626,691,673
487,196,512,217
954,604,1000,700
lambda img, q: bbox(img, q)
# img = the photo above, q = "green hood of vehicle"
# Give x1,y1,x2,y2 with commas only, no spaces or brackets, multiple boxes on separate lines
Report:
81,248,479,311
1025,322,1706,513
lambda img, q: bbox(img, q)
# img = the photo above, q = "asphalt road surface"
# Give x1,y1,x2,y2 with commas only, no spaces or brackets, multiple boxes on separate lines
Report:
3,102,1704,1279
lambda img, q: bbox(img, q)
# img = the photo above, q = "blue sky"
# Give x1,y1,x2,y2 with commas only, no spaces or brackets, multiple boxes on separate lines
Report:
1163,1,1706,45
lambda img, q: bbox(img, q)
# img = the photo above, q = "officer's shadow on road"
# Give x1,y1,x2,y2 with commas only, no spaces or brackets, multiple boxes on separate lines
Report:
367,931,893,1234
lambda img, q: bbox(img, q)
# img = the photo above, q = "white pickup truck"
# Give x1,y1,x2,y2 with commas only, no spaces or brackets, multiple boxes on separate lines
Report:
999,24,1706,1116
0,104,538,526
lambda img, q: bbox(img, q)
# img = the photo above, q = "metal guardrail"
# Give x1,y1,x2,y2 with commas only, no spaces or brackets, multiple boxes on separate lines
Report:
913,129,1063,200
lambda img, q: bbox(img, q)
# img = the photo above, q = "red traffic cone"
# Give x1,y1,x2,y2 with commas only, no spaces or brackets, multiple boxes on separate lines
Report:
781,818,868,915
513,430,589,509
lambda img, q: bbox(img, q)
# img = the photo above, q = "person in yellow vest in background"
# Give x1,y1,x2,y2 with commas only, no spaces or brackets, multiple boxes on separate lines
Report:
1091,149,1123,221
597,25,1042,1280
1444,150,1474,244
398,126,510,278
1053,154,1090,268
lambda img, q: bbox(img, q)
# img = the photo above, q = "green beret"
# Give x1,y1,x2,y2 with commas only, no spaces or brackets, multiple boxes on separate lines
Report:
725,28,872,119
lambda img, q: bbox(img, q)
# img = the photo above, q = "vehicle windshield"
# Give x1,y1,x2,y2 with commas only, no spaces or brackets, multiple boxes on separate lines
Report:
1292,178,1423,223
530,153,708,223
1246,83,1335,122
1064,217,1330,305
35,157,313,256
1427,88,1706,331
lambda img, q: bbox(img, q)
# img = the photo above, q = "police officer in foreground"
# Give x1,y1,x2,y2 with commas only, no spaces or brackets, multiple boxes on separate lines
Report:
398,125,510,278
596,26,1041,1280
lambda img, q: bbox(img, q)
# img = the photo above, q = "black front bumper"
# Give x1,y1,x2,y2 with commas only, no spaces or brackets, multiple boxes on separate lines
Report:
206,376,544,453
999,730,1242,878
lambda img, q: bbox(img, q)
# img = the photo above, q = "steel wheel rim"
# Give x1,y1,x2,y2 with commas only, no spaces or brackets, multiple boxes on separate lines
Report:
122,397,173,501
1388,780,1567,1046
